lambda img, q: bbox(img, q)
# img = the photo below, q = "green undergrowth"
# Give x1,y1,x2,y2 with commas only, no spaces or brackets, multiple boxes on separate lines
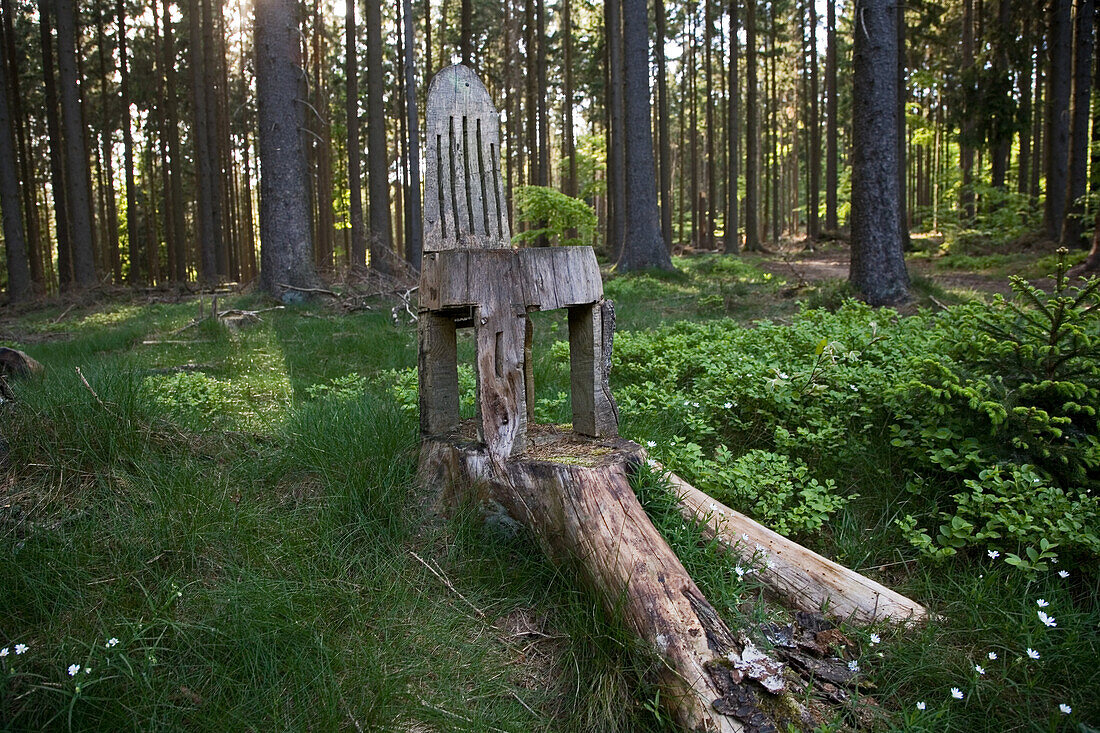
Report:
0,297,665,731
3,252,1100,731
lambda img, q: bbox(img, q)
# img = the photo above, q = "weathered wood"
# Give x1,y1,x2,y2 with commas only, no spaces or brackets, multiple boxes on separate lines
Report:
661,467,928,627
418,312,460,435
568,303,618,437
420,248,603,311
420,431,800,733
424,65,510,252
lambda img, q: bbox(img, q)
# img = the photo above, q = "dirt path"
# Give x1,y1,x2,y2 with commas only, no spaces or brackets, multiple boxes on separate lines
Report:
751,243,1018,299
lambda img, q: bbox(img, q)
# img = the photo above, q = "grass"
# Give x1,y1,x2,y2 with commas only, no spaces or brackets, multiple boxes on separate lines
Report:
3,253,1098,731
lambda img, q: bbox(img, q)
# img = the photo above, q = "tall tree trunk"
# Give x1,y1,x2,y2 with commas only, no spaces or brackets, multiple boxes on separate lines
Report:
745,0,760,251
346,0,366,267
535,0,548,188
1044,0,1072,240
2,0,41,290
94,7,120,283
808,0,820,240
189,0,218,282
850,0,909,305
724,0,739,254
159,0,187,281
617,0,672,271
1060,0,1094,247
402,0,422,267
825,0,837,232
365,0,393,270
1018,15,1034,196
118,0,141,284
960,0,975,220
988,0,1012,189
460,0,471,64
56,0,97,287
605,0,625,260
255,0,320,299
0,5,30,302
655,0,672,247
312,0,334,270
705,0,715,249
896,0,907,247
38,0,71,290
207,0,230,278
563,0,577,199
1031,50,1044,199
768,2,778,242
688,11,697,247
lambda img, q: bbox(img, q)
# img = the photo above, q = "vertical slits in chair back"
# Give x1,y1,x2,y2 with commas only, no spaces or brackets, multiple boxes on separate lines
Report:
424,65,511,252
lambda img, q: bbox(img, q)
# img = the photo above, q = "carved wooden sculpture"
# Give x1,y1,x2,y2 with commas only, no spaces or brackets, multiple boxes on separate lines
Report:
418,64,617,460
416,66,925,732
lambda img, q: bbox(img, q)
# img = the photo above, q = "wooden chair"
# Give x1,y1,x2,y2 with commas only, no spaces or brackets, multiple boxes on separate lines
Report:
417,64,617,459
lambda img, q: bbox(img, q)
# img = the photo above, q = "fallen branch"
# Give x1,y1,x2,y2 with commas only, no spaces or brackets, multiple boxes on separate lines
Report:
408,550,486,620
655,463,928,627
75,367,116,417
276,283,340,298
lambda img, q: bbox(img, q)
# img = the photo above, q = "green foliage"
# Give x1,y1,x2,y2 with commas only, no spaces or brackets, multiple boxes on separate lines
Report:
511,185,598,247
662,442,849,536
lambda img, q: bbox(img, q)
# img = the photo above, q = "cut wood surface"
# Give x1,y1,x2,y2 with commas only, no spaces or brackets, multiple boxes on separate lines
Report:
659,465,928,627
420,429,805,733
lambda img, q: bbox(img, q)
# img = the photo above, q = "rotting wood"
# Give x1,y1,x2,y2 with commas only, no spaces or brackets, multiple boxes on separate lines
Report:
420,430,805,733
656,465,928,627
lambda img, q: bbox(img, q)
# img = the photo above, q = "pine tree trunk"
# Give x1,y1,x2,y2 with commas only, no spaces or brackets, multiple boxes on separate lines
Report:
402,0,422,268
0,10,31,302
312,0,334,270
825,0,837,232
849,0,909,306
896,0,907,247
1018,16,1034,196
724,0,739,254
118,0,141,284
365,0,393,271
189,0,218,282
1059,0,1093,247
960,0,975,220
255,0,320,299
705,0,715,250
745,0,760,251
605,0,625,260
56,0,98,288
617,0,673,271
460,0,471,64
346,0,366,267
535,0,548,189
655,0,671,247
808,0,820,240
768,4,778,243
1044,0,1072,240
38,0,71,290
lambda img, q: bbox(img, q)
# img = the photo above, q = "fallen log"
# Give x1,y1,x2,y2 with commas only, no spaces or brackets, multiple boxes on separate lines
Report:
421,427,806,733
659,467,928,627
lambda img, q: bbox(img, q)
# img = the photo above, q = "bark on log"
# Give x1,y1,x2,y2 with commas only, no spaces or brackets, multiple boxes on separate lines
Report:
420,429,799,733
660,467,928,627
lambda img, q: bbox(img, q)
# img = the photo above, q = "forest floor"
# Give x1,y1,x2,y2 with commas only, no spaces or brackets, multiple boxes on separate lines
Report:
1,240,1097,731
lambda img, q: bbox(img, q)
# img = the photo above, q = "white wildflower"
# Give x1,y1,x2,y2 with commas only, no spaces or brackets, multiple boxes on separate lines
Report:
869,633,881,645
975,665,985,675
848,660,859,672
1038,611,1057,627
916,702,926,711
987,651,997,660
645,440,656,448
106,638,119,648
68,664,81,677
1059,703,1072,714
1026,648,1040,659
987,550,1000,559
723,402,733,409
1036,599,1049,608
1058,570,1070,578
14,644,27,655
0,648,8,658
950,688,964,700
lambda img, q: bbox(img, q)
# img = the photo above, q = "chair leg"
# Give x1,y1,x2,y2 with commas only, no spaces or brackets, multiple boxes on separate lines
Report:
418,313,460,436
568,301,619,437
